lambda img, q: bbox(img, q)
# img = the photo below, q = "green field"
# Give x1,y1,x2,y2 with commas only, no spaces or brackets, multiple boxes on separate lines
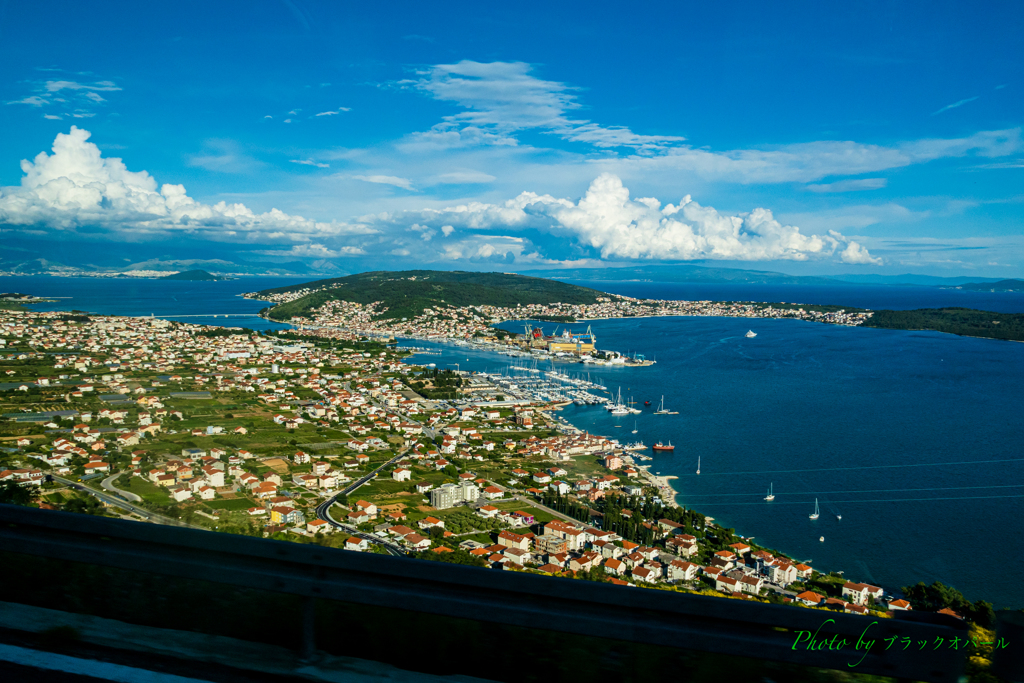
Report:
119,475,174,505
205,498,254,511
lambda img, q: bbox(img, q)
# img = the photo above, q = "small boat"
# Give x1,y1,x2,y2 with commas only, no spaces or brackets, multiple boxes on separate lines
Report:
632,421,638,434
819,536,825,542
836,514,842,521
764,483,775,502
809,498,820,520
745,330,757,338
696,455,701,475
644,400,651,407
654,396,672,415
652,441,675,452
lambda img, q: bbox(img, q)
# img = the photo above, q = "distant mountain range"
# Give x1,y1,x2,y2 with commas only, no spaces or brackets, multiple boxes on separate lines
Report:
1,247,1018,289
159,270,228,281
523,264,1012,288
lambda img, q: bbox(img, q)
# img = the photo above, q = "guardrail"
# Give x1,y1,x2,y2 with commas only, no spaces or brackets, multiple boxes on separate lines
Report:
0,504,974,682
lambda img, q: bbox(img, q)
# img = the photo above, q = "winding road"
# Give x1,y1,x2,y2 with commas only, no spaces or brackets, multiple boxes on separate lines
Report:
314,447,412,556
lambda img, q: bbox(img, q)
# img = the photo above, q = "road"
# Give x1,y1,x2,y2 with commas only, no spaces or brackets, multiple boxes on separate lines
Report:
53,475,200,529
100,472,141,502
315,447,412,556
482,478,581,525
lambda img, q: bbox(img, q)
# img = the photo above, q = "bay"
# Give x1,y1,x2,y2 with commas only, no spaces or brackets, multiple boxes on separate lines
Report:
4,274,1022,607
0,275,305,331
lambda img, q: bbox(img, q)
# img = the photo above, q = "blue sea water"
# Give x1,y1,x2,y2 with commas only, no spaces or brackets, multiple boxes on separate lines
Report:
4,275,1023,606
0,275,306,331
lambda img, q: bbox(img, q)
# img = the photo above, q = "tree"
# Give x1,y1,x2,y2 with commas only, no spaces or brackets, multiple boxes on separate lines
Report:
0,481,33,506
900,581,996,628
64,495,105,516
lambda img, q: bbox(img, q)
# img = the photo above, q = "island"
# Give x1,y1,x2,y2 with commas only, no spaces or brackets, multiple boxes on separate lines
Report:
862,307,1024,341
945,279,1024,292
160,269,228,281
255,270,604,322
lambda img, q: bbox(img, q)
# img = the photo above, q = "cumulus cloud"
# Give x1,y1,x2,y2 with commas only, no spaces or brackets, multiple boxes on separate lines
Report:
392,173,878,264
401,61,685,152
352,174,414,190
839,240,883,265
0,127,371,243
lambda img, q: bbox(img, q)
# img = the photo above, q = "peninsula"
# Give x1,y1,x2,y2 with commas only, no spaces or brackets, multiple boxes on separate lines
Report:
248,270,1024,344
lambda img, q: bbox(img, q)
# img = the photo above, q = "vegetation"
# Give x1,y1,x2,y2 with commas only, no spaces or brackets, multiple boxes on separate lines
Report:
900,580,996,628
862,307,1024,341
418,548,488,567
255,270,605,321
0,481,34,506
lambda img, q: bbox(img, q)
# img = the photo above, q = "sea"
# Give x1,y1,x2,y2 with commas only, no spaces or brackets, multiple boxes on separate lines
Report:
4,275,1024,608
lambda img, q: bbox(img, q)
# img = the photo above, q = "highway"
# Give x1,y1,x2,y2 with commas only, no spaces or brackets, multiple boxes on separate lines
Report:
53,475,200,529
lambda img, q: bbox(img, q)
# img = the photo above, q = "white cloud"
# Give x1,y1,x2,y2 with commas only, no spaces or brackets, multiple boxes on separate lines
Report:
807,178,887,193
611,129,1021,184
840,240,883,265
402,61,685,151
432,171,496,184
6,95,48,107
315,108,351,116
255,243,365,258
43,114,62,120
352,174,414,190
44,80,121,93
441,225,454,236
0,127,371,242
290,158,329,168
83,92,106,103
382,173,877,264
932,96,979,116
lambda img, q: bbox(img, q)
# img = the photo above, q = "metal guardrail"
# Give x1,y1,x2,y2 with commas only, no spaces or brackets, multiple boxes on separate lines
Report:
0,504,970,682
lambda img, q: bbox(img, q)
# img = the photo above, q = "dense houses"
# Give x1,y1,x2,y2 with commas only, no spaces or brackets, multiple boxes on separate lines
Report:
2,305,900,617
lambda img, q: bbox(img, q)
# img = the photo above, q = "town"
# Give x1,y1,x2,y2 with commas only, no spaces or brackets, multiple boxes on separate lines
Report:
0,306,929,620
247,282,872,358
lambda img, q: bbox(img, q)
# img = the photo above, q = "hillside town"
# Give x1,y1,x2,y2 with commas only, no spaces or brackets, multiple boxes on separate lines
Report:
2,306,921,618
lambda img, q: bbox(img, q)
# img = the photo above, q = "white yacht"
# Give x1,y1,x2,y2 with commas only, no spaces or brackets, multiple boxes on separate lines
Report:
745,330,757,338
764,483,775,502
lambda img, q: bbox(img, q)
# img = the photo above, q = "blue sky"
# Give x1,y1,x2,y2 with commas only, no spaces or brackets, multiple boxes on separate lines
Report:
1,0,1022,276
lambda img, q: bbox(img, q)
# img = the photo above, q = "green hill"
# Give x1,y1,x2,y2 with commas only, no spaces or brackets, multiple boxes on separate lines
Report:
160,270,225,281
255,270,607,321
862,307,1024,341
